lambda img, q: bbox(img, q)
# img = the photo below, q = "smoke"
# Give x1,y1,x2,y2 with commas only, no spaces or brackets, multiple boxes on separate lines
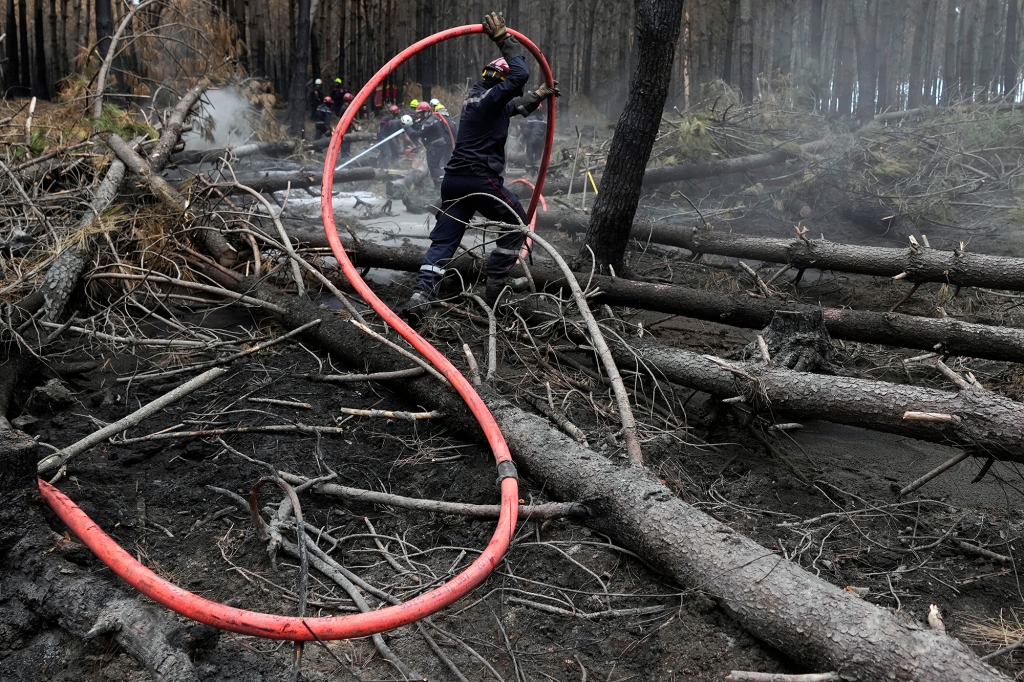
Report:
182,86,256,150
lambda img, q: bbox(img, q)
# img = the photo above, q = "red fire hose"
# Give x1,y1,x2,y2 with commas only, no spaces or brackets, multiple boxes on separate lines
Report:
38,24,556,641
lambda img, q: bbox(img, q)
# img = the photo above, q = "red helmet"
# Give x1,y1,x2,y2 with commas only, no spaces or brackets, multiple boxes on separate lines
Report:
388,104,400,114
322,96,333,104
416,101,432,112
343,93,354,102
483,57,510,79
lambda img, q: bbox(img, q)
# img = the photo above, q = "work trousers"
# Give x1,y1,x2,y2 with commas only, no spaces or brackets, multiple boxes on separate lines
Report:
414,174,529,295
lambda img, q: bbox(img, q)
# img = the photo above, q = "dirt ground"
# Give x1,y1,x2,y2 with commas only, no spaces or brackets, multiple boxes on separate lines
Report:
3,124,1024,681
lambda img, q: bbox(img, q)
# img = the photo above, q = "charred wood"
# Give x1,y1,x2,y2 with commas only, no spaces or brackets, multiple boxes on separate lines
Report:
286,235,1024,363
536,212,1024,292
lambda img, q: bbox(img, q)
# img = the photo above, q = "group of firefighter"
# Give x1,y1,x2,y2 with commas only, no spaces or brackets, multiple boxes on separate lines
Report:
307,77,547,181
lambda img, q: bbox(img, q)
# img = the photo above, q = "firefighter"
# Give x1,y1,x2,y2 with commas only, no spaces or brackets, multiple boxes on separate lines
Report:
308,78,324,120
337,93,358,156
398,11,559,323
377,104,405,168
430,98,457,136
403,101,456,186
523,103,546,171
329,78,350,116
314,96,333,140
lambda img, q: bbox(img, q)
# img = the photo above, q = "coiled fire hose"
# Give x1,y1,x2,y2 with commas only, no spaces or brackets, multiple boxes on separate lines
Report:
38,24,556,641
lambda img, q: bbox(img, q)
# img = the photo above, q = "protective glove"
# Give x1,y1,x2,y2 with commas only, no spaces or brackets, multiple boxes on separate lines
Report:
483,12,508,44
535,82,561,100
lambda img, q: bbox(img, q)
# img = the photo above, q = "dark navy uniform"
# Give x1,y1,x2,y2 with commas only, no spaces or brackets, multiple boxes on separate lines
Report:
412,37,542,296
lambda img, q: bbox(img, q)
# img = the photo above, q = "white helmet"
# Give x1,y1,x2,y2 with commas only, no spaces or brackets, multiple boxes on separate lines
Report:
401,114,413,126
429,98,440,107
314,78,322,85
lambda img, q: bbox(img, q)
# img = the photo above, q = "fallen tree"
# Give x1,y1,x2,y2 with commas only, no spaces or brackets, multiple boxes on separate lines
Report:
282,232,1024,363
212,166,382,195
535,212,1024,292
229,279,1007,682
596,321,1024,464
169,140,297,166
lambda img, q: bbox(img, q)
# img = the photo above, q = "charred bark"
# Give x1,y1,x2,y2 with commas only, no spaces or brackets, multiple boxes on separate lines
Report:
536,213,1024,292
284,0,312,137
577,0,685,274
235,281,1009,682
169,140,296,166
601,332,1024,464
284,235,1024,363
213,166,380,195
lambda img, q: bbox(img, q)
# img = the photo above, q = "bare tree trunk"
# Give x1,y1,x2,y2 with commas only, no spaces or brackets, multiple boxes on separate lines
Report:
31,0,47,98
95,0,112,60
284,0,311,137
979,0,1001,98
582,0,598,97
772,0,793,74
738,0,754,101
876,0,893,112
577,0,685,274
723,0,739,83
835,3,855,116
960,0,978,98
853,0,877,123
17,0,29,89
415,0,433,102
1003,0,1019,95
943,0,959,103
5,0,20,92
908,0,927,108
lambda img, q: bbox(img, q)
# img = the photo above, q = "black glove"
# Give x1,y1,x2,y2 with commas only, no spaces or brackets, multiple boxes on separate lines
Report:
483,11,508,44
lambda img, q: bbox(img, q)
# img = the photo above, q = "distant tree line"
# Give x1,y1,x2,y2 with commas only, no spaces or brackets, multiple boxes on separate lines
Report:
3,0,1021,124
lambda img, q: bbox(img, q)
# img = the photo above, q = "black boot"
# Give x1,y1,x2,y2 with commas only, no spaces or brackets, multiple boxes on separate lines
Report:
397,292,433,327
484,277,507,307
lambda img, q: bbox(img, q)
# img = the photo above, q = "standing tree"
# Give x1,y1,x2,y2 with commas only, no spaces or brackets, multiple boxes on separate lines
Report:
942,0,959,103
1004,0,1020,95
284,0,312,137
578,0,685,274
853,0,877,122
96,0,113,60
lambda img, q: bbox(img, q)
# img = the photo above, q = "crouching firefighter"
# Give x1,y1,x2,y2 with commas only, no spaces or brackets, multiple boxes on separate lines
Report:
398,11,559,324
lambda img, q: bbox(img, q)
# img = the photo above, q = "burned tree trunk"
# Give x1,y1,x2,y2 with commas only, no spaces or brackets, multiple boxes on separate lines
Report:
284,235,1024,363
235,282,1008,682
577,0,685,274
284,0,312,137
600,330,1024,464
537,213,1024,292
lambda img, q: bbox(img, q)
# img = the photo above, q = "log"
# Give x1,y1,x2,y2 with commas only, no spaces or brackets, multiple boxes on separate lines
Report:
308,131,378,150
218,167,380,195
236,279,1007,682
169,140,297,166
285,234,1024,363
596,328,1024,464
537,214,1024,292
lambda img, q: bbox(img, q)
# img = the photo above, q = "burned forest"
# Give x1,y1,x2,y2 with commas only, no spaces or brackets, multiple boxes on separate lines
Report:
4,0,1024,680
